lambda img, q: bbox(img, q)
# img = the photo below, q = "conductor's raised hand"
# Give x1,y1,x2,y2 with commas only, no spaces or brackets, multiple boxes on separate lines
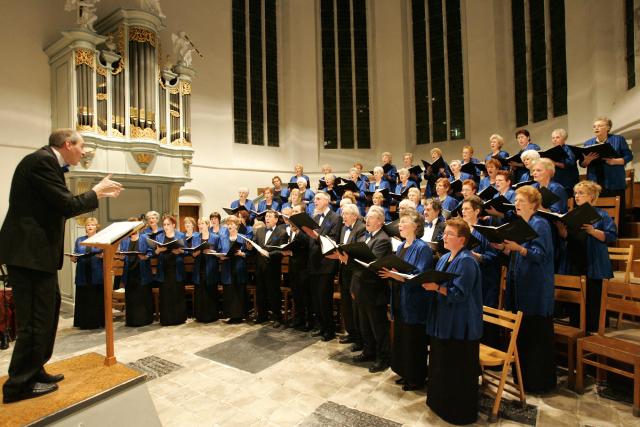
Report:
92,174,124,198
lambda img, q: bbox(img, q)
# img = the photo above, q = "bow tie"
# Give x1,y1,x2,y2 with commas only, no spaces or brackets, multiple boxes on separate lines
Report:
344,226,352,231
61,165,70,173
266,228,274,233
425,222,433,229
365,231,372,239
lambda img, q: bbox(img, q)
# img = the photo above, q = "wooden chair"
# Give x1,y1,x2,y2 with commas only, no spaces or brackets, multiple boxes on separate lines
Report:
553,275,587,389
479,306,526,423
112,256,126,312
576,279,640,417
569,196,620,230
609,245,634,327
497,266,507,310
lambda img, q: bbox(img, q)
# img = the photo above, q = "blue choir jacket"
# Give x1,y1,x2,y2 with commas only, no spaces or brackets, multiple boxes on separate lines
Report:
471,229,500,308
257,199,281,212
505,215,555,316
191,232,222,288
426,249,483,340
74,235,103,286
392,239,433,324
440,195,458,212
533,181,568,214
119,236,152,286
219,235,248,285
554,144,579,193
289,174,310,187
150,231,186,283
478,177,495,192
558,207,617,280
231,199,255,213
583,134,633,191
485,150,510,163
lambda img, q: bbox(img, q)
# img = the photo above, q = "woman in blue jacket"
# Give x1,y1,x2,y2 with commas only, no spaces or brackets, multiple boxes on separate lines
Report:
220,215,249,324
558,181,617,332
493,186,556,393
151,215,186,326
192,217,222,323
434,178,458,213
119,217,153,327
422,217,483,425
72,217,104,329
580,117,633,230
380,211,433,392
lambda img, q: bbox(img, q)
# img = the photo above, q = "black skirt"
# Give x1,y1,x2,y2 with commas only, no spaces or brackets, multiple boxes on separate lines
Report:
391,318,428,386
74,285,105,330
427,337,479,425
514,315,556,393
223,259,246,319
125,268,153,327
194,262,219,323
159,254,186,326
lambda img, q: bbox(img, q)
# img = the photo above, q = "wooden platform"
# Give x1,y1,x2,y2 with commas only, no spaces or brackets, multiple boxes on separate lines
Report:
0,352,147,426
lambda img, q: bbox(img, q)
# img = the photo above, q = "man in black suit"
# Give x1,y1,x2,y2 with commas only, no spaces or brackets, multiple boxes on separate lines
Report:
333,204,365,349
281,206,311,330
249,210,288,327
340,205,392,373
0,129,122,403
301,192,341,341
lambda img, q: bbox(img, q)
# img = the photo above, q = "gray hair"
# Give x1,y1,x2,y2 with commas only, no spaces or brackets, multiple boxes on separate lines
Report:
367,205,385,222
520,149,540,162
552,128,568,140
296,177,307,186
399,199,415,210
532,157,556,174
397,167,409,177
373,166,384,175
341,203,359,216
314,192,330,202
145,210,160,220
49,129,81,148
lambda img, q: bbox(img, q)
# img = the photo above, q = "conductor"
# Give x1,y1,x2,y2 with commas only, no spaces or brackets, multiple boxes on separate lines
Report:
0,129,123,403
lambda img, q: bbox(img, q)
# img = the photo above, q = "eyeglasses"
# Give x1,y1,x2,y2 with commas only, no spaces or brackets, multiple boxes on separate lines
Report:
443,231,461,238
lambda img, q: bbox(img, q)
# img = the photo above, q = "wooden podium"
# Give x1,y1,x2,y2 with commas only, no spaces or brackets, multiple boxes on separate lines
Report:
81,221,145,366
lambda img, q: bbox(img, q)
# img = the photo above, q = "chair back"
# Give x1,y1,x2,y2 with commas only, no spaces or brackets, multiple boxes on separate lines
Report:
608,245,634,282
112,257,125,276
599,279,640,334
482,306,523,359
554,274,586,332
184,254,195,273
497,266,507,310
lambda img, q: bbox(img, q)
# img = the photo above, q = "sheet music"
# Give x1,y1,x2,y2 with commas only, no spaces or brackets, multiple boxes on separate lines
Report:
391,237,403,252
319,235,338,254
82,221,145,245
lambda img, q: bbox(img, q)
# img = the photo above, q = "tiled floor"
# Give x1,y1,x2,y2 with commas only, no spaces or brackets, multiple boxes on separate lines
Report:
0,312,637,427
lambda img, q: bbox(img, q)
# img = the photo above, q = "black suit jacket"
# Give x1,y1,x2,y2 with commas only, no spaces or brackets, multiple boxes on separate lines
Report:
349,229,392,305
287,228,310,271
308,209,342,274
252,224,288,271
338,218,366,286
0,146,99,273
432,217,446,242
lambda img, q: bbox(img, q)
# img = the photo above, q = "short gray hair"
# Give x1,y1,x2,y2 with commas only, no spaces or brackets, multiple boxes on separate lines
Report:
521,149,540,162
552,128,568,140
297,177,307,186
367,205,385,222
314,192,330,202
341,204,359,216
49,129,81,148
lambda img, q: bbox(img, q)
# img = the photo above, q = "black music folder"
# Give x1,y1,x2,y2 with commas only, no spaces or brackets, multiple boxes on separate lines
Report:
223,205,248,215
405,270,459,286
478,185,498,201
536,202,602,232
483,195,515,214
145,237,185,250
383,219,400,239
569,143,619,160
538,186,561,209
288,212,321,230
539,145,567,163
355,254,415,273
473,217,538,244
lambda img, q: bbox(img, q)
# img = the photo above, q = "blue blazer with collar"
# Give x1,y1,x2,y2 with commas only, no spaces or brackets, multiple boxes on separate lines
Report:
505,215,555,316
392,239,433,324
219,235,248,285
74,235,103,286
119,236,152,286
583,134,633,191
151,231,186,283
191,232,222,287
471,229,500,308
554,144,579,192
533,181,568,214
257,199,281,212
426,249,483,341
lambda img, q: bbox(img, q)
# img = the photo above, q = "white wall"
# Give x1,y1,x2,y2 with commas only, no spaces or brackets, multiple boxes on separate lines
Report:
1,0,639,224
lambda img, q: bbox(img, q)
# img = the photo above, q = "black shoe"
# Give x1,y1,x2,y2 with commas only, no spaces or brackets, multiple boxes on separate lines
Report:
311,330,324,337
289,319,304,329
369,362,390,373
402,383,423,391
339,335,355,344
395,378,405,385
36,371,64,384
3,382,59,403
352,353,375,363
272,321,282,329
225,318,243,324
321,333,336,342
350,343,364,353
